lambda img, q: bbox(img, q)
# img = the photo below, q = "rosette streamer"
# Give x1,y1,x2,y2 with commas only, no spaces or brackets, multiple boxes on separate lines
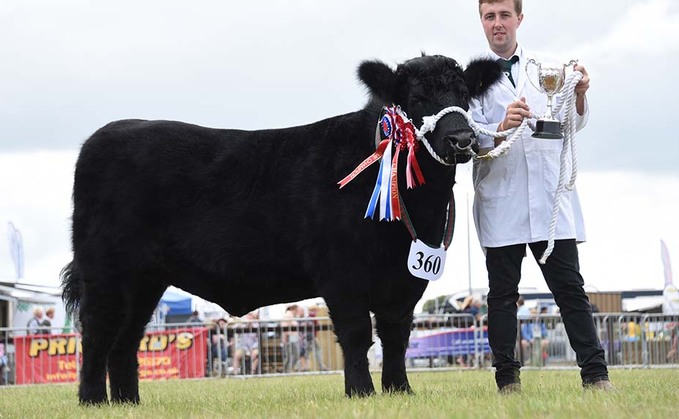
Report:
338,106,426,222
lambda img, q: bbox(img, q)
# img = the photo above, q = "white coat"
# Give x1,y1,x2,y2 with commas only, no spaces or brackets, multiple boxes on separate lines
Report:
469,46,589,248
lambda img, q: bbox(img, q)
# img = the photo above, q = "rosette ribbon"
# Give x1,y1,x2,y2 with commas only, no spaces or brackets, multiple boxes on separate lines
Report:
338,106,426,222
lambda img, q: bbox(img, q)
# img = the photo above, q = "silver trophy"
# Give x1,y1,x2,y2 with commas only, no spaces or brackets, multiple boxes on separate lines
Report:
526,59,578,139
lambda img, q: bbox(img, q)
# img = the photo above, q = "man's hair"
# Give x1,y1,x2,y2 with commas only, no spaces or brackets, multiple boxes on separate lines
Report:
479,0,522,16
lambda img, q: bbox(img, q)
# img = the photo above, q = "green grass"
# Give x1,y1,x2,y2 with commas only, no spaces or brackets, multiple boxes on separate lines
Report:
1,370,678,418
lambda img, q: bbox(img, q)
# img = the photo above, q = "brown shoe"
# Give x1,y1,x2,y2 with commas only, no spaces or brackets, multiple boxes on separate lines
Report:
498,383,522,394
585,380,615,391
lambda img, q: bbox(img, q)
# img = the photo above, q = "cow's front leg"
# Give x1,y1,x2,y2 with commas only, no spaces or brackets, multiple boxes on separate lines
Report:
330,309,375,397
375,314,414,394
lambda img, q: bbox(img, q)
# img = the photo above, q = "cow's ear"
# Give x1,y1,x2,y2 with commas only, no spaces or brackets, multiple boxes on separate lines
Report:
464,58,503,99
358,60,398,103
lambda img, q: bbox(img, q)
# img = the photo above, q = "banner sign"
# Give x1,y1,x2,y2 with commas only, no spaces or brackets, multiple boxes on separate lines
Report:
406,327,489,358
14,327,208,384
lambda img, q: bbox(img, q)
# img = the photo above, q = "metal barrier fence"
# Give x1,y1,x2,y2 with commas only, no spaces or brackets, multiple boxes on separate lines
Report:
0,316,343,386
202,317,342,377
1,313,677,386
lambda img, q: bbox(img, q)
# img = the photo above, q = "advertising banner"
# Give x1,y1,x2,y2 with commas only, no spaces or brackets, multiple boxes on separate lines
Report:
14,327,207,384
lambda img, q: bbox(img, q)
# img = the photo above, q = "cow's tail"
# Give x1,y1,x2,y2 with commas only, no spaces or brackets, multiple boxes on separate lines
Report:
60,261,81,316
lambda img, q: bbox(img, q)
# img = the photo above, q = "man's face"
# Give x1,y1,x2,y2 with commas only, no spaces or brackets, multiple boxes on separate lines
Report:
480,0,523,57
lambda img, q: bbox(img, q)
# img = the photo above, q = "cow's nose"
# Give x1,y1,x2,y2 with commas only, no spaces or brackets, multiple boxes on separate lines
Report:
444,130,475,152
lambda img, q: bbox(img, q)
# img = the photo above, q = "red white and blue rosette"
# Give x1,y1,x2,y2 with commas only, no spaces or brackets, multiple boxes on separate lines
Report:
338,105,426,222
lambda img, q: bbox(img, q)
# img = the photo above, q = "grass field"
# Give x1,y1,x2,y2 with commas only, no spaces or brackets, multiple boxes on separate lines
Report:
1,369,678,418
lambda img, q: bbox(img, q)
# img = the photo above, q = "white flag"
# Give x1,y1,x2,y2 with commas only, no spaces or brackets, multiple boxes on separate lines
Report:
8,221,24,280
661,240,678,314
661,239,673,287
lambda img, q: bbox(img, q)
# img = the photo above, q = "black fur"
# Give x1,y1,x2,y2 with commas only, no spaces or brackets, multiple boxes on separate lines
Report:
62,54,501,405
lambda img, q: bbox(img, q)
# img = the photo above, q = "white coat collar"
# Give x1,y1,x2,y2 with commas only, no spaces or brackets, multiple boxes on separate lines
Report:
486,45,531,96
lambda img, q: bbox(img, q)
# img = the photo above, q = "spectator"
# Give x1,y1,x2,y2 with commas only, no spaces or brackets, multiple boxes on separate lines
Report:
281,305,301,373
517,296,529,317
26,308,44,335
40,307,56,334
519,307,549,366
460,295,486,323
457,296,486,367
187,310,203,324
0,337,8,385
298,305,328,372
233,310,260,374
666,322,678,361
208,316,231,376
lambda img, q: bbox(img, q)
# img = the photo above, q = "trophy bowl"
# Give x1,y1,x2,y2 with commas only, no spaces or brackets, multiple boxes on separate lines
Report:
526,59,577,139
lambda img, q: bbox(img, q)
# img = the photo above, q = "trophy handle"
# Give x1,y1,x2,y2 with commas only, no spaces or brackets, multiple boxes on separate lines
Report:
562,59,579,76
525,58,543,93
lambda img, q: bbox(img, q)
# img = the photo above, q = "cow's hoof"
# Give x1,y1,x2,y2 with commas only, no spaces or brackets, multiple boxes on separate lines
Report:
346,384,376,398
383,383,414,395
79,397,109,406
111,395,140,405
79,387,108,406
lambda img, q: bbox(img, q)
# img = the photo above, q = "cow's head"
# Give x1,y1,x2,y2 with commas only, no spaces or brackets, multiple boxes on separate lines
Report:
358,54,502,164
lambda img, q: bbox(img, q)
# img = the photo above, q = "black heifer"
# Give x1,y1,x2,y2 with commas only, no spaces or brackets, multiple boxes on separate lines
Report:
62,54,501,404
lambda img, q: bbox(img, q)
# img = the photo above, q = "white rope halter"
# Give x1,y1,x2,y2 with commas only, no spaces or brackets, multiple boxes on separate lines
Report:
412,71,584,263
415,106,477,166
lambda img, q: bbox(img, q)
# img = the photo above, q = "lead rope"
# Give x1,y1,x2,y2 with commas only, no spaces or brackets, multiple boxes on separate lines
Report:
412,71,583,263
537,71,582,263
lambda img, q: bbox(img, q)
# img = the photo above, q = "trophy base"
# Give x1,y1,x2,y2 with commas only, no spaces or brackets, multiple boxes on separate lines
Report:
532,120,563,139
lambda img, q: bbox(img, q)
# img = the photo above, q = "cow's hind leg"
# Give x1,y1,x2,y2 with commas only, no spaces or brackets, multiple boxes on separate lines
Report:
375,314,414,394
78,279,125,405
326,303,375,397
108,282,166,404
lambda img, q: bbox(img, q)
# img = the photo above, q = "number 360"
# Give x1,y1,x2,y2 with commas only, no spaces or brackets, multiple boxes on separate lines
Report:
411,251,442,275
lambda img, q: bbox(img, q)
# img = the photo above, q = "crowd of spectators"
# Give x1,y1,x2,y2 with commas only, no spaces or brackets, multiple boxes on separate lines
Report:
195,305,329,376
26,307,56,335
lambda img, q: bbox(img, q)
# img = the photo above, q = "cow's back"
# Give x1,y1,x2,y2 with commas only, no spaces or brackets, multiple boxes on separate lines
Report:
71,115,380,312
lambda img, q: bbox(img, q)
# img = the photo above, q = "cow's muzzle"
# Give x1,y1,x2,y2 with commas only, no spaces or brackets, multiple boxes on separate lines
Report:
444,130,476,153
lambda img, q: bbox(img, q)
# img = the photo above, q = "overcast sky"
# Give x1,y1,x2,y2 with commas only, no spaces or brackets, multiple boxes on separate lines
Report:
1,0,678,311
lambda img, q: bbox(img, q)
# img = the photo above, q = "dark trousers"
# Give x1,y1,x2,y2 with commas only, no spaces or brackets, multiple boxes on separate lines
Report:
486,239,608,387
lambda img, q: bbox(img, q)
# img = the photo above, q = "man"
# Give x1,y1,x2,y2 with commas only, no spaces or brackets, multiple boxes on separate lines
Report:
470,0,612,393
186,310,203,324
40,307,56,334
281,305,301,373
232,310,260,375
26,307,44,335
297,305,328,371
519,306,549,366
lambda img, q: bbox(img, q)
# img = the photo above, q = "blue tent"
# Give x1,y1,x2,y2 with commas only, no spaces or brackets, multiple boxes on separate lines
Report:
159,288,193,316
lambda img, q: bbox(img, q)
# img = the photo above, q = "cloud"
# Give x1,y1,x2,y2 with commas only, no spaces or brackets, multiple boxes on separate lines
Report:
0,151,76,283
598,0,679,55
557,0,679,175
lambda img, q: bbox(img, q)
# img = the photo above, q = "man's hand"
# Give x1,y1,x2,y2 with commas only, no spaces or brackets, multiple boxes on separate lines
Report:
495,98,530,146
499,97,531,131
574,64,590,96
573,64,589,115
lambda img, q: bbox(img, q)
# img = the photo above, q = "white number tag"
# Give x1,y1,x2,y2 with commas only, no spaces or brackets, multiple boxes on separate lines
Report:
407,239,447,281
